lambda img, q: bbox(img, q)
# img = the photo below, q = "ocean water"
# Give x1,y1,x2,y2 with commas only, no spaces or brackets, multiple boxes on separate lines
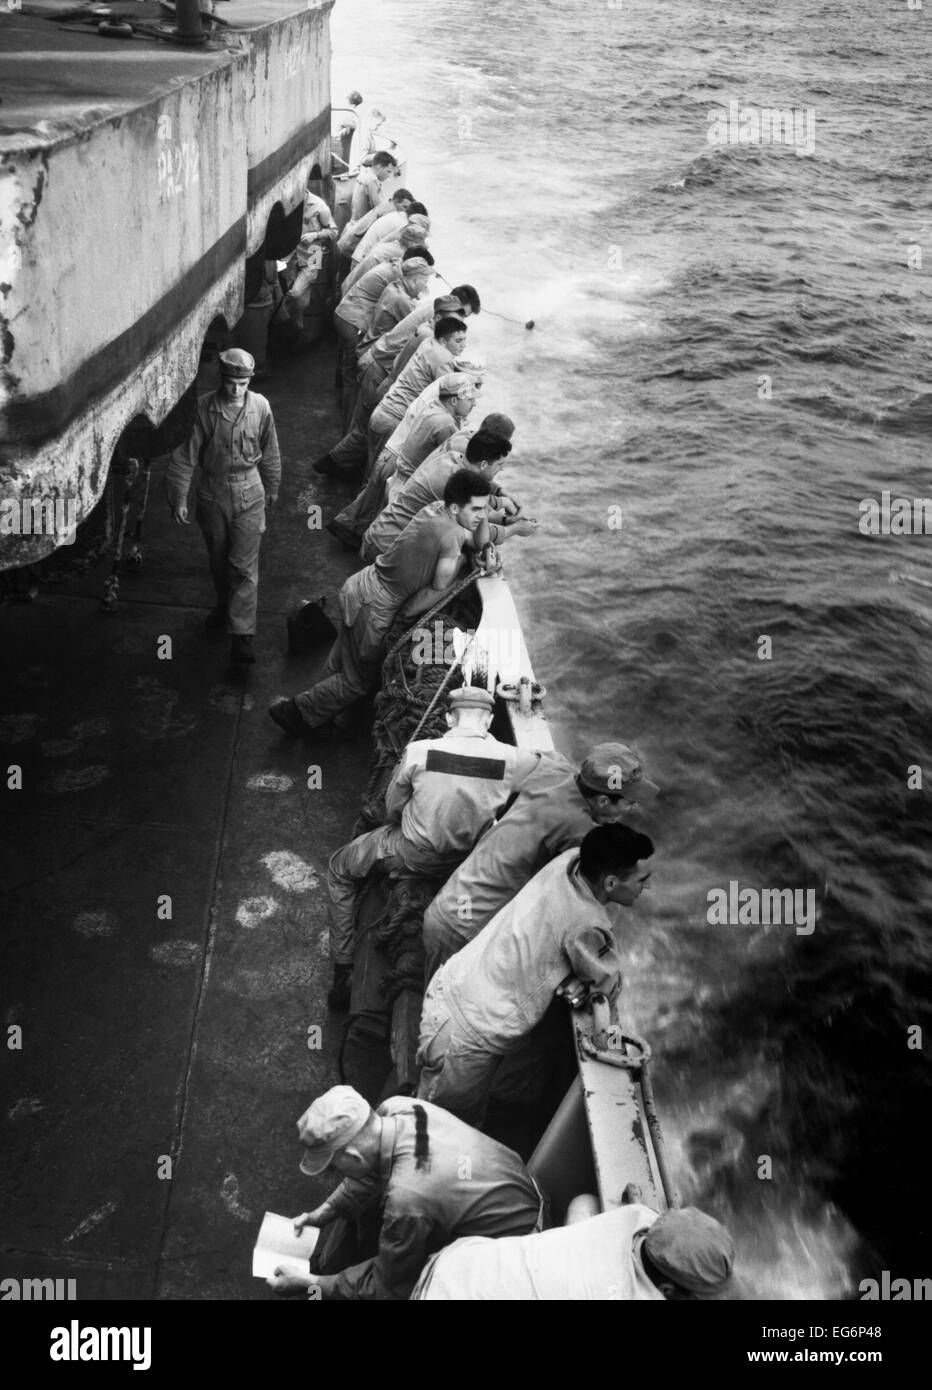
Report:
332,0,932,1297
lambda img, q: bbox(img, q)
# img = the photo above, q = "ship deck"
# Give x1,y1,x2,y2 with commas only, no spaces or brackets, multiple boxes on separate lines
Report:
0,0,331,147
0,341,367,1299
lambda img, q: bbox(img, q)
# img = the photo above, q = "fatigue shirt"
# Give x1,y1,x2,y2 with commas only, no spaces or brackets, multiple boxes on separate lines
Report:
353,210,408,262
385,729,540,854
364,449,468,556
383,379,442,458
350,168,390,221
428,752,592,934
394,401,459,483
341,243,401,298
165,390,281,509
387,321,432,383
337,202,384,257
433,849,625,1050
324,1096,541,1300
364,301,435,370
412,1205,664,1301
364,449,509,557
380,338,457,421
365,281,422,344
336,262,400,331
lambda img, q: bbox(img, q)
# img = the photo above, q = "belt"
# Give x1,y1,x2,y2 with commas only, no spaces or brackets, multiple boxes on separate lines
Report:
207,465,260,478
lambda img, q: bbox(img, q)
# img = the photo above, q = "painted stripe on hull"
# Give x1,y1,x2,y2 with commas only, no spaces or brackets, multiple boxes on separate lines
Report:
2,218,246,449
247,108,330,200
3,109,330,449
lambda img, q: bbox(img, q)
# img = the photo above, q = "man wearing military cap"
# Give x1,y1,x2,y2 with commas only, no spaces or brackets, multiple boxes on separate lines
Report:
266,1085,542,1301
411,1200,735,1301
315,297,469,480
322,684,540,1011
166,347,281,666
423,740,659,979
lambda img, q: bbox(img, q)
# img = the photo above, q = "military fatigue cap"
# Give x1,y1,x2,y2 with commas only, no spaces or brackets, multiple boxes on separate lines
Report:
642,1207,735,1295
577,743,659,802
297,1086,372,1176
449,685,494,712
218,348,255,379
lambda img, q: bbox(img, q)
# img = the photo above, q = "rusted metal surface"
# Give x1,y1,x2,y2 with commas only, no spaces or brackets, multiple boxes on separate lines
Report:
475,571,555,752
573,1010,662,1211
0,0,334,569
475,570,662,1211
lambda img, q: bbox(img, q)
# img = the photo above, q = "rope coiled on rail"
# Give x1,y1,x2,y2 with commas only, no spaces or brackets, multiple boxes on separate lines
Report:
352,578,483,1002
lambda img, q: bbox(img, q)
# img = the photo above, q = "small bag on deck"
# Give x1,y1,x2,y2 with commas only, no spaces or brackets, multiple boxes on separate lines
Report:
287,596,337,655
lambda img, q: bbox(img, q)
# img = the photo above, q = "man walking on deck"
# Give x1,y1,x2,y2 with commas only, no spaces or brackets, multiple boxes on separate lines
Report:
416,824,655,1126
267,468,493,738
422,742,659,978
323,685,541,1010
267,1086,542,1301
166,348,280,668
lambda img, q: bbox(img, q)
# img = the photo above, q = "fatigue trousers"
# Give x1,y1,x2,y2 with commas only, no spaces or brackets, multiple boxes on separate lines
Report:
331,449,396,543
422,900,477,985
367,401,403,470
333,313,364,430
195,470,266,635
292,568,396,730
328,823,464,965
329,360,389,470
416,976,502,1128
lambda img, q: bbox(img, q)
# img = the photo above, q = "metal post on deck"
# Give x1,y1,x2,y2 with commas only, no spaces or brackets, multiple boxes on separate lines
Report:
172,0,207,45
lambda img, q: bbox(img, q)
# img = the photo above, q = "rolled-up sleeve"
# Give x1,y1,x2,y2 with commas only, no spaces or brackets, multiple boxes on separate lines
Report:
564,924,623,1000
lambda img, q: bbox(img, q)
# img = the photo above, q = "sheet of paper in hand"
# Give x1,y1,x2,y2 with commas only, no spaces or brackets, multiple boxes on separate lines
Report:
252,1211,321,1279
